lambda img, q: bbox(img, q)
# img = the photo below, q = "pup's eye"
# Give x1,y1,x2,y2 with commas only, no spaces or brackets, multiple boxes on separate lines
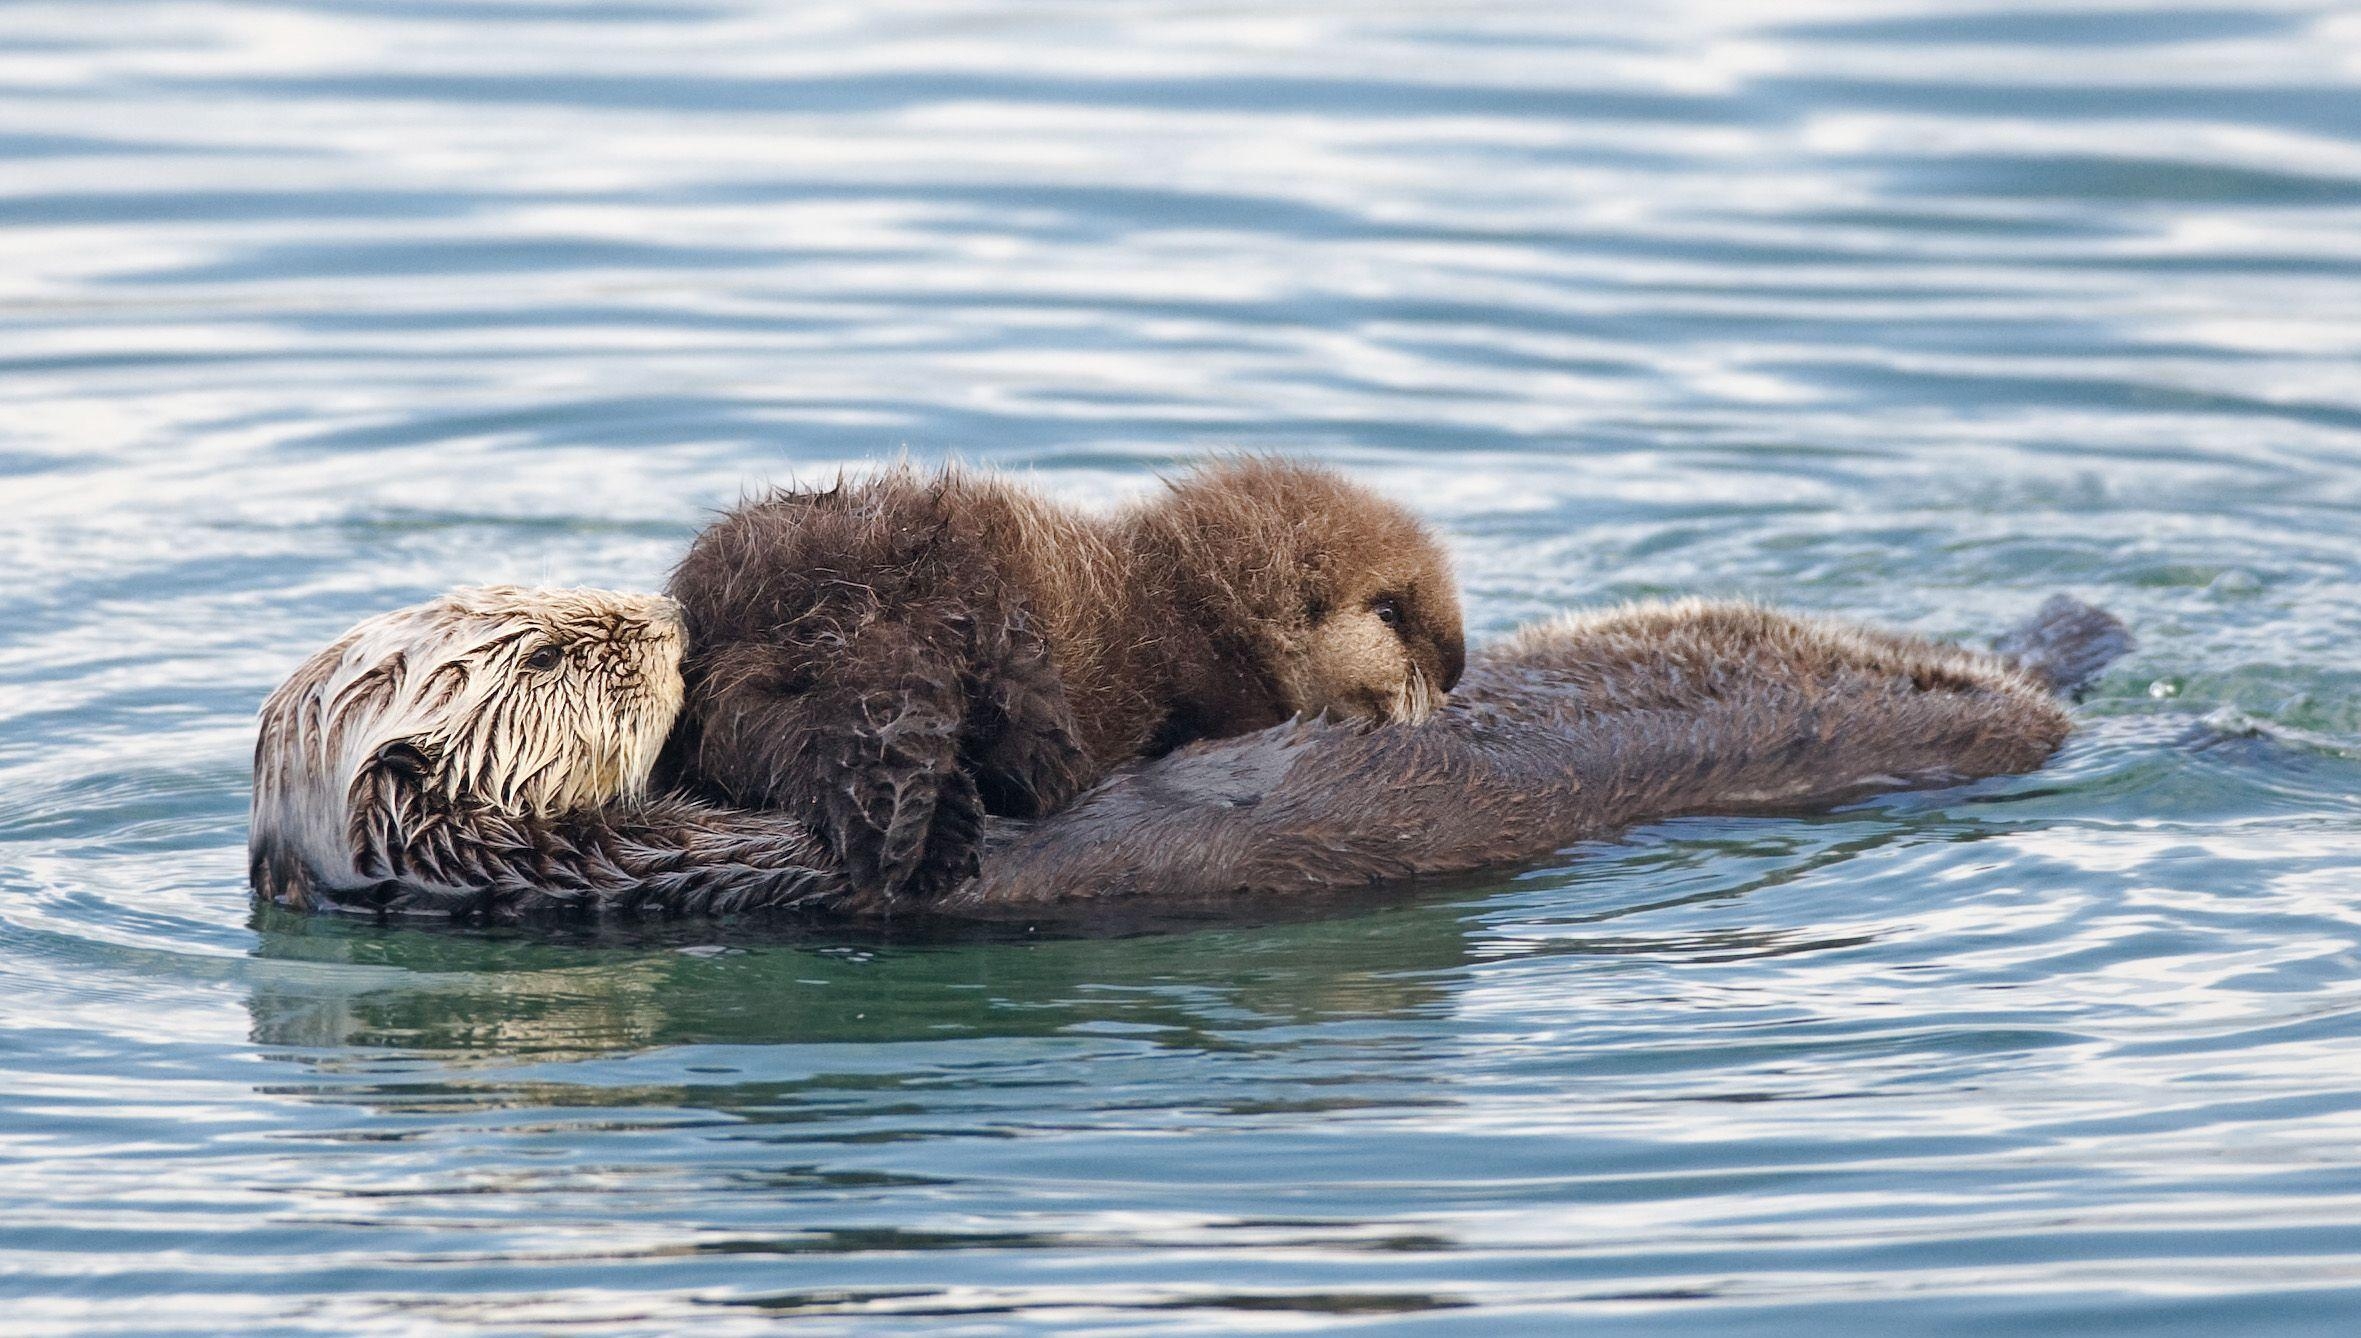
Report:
523,644,566,673
1371,595,1404,629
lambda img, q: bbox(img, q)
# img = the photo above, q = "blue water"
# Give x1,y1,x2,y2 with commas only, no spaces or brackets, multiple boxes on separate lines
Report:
4,2,2360,1333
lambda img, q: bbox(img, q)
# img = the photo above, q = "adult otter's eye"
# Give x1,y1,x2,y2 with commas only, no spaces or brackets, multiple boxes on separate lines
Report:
523,643,566,673
1371,595,1405,630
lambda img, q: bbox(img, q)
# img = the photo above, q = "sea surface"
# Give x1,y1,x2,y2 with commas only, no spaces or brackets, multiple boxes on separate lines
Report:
4,2,2360,1334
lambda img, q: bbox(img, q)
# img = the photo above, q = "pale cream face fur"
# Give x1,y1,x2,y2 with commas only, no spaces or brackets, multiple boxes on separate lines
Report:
1287,603,1446,725
250,586,685,886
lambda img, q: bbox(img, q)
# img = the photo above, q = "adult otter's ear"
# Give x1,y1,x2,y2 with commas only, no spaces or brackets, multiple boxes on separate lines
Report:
372,739,433,780
346,739,440,882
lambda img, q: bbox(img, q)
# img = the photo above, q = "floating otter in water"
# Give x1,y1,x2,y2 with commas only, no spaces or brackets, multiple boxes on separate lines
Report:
249,588,2128,921
663,458,1465,901
243,586,805,910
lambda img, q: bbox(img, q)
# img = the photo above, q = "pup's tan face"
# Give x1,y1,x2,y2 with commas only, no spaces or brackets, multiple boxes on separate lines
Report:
1288,560,1466,725
1147,456,1468,728
256,586,686,833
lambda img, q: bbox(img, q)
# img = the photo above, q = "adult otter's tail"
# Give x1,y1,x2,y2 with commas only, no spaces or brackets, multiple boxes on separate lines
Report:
1992,595,2134,699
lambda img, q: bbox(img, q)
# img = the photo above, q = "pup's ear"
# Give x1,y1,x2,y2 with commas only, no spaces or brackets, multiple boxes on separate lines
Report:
346,739,440,881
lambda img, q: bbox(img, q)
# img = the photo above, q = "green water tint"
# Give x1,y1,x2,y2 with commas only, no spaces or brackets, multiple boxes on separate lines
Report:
241,895,1484,1057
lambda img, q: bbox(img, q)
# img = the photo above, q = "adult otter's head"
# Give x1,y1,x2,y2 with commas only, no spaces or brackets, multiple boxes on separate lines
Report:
1131,457,1466,726
250,586,685,896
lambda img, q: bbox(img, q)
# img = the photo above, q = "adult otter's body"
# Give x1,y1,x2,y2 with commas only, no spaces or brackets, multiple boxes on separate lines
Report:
664,459,1465,900
251,591,2128,922
950,597,2125,911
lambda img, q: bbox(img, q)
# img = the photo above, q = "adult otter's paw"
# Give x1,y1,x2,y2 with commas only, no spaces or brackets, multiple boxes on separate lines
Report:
675,631,990,902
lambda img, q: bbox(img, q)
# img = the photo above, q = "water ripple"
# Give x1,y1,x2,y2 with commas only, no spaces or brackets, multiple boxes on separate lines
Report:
3,1,2360,1333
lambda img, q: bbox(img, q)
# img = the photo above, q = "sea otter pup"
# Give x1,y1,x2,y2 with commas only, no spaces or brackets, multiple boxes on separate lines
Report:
249,589,2128,921
663,458,1466,901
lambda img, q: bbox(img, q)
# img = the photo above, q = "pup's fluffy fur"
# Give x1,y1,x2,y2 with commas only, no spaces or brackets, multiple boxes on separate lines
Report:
662,457,1465,900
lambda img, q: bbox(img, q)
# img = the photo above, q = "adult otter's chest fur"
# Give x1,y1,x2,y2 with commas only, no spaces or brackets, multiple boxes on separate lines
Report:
660,458,1464,901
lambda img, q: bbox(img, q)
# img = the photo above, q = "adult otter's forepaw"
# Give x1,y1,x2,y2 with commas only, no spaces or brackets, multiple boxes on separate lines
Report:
810,686,990,901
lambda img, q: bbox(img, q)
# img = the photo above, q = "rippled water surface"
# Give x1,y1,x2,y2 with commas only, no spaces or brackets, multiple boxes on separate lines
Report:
6,1,2361,1333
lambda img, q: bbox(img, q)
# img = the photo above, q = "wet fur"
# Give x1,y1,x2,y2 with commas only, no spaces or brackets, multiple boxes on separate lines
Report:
662,458,1464,901
249,587,689,910
253,595,2128,922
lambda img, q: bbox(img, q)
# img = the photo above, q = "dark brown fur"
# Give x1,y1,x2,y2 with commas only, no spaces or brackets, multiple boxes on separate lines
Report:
661,458,1464,901
256,788,843,920
261,597,2127,923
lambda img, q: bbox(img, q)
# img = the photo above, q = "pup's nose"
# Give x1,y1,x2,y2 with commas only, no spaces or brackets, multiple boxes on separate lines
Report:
1437,635,1466,693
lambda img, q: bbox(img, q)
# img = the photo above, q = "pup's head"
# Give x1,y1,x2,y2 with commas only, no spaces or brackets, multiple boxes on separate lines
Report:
250,586,685,895
1146,458,1465,724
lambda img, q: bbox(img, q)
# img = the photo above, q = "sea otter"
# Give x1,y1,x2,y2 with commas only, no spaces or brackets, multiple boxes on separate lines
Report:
243,586,805,911
248,588,2128,922
663,457,1466,902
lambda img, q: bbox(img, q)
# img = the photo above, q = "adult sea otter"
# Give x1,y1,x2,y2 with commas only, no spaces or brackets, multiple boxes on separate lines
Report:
250,588,2128,922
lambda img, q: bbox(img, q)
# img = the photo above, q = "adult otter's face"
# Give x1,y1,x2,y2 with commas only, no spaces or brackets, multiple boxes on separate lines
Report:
253,587,686,877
